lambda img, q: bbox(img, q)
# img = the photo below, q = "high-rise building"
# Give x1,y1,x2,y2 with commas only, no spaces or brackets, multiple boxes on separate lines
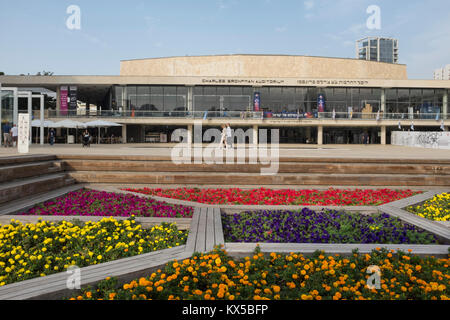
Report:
434,65,450,80
356,37,399,64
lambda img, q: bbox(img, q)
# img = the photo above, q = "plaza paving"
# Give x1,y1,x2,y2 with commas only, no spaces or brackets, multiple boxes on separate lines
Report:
1,143,450,159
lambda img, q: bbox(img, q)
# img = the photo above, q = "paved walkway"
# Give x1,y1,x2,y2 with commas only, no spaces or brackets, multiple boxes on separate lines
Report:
1,144,450,159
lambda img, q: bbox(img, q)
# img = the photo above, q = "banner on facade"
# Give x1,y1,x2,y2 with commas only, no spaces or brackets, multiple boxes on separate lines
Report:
69,86,78,111
60,86,69,116
317,94,326,112
254,92,261,112
18,113,30,154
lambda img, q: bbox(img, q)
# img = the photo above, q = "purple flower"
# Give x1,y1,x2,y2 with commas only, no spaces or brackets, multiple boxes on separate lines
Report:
19,189,194,218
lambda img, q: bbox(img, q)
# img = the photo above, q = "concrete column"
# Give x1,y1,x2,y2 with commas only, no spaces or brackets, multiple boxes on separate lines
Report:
121,124,127,144
40,95,44,145
27,92,32,145
13,90,18,125
187,86,193,113
252,125,258,145
381,89,386,113
317,125,323,145
381,125,386,145
443,90,448,119
187,125,193,145
56,86,60,117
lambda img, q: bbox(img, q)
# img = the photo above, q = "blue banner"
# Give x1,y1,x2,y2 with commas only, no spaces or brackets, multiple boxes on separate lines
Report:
317,94,325,112
254,92,261,112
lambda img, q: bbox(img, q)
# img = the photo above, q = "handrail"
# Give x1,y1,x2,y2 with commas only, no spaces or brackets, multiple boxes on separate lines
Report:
47,110,449,121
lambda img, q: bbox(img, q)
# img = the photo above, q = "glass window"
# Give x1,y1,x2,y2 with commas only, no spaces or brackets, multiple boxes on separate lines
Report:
193,86,219,112
176,86,187,112
136,86,150,110
127,86,137,110
163,86,177,112
1,90,14,124
422,89,435,104
410,89,422,105
386,89,397,103
150,86,163,111
397,89,410,104
114,86,124,109
269,87,283,112
259,87,270,110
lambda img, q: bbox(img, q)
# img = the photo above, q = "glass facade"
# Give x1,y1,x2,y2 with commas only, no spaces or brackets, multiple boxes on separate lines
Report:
1,90,14,125
111,85,447,116
357,37,398,64
193,86,253,112
386,88,444,114
114,85,188,113
379,39,394,63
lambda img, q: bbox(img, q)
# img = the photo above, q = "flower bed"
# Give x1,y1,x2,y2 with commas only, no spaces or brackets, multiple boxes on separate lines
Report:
0,217,188,286
19,189,193,218
124,187,420,206
222,209,439,244
406,192,450,222
71,248,449,300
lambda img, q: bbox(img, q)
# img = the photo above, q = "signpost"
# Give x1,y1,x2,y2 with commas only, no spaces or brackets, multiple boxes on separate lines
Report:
18,113,30,154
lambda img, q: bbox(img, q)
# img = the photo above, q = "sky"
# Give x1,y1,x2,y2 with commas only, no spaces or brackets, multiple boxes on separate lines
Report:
0,0,449,79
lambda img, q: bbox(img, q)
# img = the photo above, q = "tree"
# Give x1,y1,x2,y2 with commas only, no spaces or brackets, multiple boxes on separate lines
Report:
0,72,4,75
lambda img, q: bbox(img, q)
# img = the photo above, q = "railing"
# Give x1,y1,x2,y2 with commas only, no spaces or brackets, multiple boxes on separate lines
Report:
47,110,449,121
318,112,448,120
47,110,265,119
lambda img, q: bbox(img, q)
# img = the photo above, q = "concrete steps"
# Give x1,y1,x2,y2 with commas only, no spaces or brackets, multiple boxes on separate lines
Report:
0,161,63,183
68,171,450,186
58,155,450,187
0,173,75,205
0,155,76,205
61,159,450,175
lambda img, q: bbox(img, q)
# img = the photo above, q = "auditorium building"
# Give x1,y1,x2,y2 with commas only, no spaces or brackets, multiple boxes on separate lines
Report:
1,54,449,145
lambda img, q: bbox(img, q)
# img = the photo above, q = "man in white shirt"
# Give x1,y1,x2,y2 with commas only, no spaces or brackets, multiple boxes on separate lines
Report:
226,124,233,149
10,125,18,147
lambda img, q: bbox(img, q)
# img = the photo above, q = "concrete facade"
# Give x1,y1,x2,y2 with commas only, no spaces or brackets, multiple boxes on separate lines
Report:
120,55,408,80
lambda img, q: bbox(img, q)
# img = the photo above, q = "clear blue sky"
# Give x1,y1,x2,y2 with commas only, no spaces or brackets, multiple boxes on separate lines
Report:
1,0,449,79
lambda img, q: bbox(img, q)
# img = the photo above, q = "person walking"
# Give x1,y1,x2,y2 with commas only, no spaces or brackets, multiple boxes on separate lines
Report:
362,132,369,146
2,122,11,148
49,128,56,146
10,124,18,148
218,124,227,150
226,124,233,149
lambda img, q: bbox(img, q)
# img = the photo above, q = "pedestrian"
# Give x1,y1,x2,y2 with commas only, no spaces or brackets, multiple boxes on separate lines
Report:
2,122,11,147
49,128,56,146
10,124,18,148
363,132,369,146
226,123,233,149
218,124,227,150
82,130,91,147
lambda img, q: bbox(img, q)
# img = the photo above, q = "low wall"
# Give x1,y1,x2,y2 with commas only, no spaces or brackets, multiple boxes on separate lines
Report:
391,131,450,149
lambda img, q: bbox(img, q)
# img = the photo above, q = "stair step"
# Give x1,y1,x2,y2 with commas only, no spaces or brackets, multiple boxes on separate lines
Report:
0,155,56,167
68,171,450,187
61,160,450,175
0,173,73,205
0,161,62,183
56,154,450,165
0,184,83,215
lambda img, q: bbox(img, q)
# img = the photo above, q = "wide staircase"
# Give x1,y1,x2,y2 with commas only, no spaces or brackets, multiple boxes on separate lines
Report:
0,155,76,205
58,155,450,187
